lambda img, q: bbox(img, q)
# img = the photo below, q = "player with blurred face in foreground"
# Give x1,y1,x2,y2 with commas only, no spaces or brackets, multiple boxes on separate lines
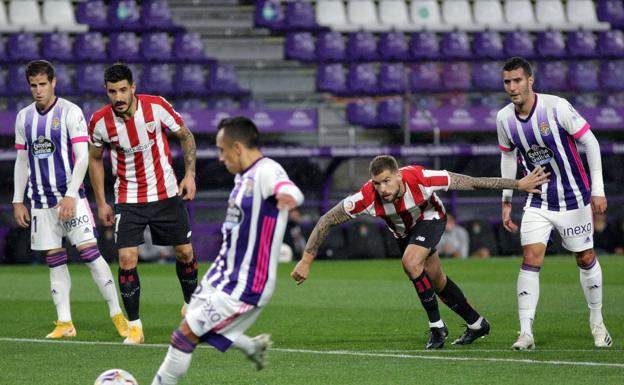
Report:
497,56,612,350
292,155,549,349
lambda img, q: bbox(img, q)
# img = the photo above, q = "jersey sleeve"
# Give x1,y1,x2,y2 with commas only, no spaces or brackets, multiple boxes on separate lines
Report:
155,96,184,132
88,113,105,147
66,105,89,144
407,166,451,196
258,161,303,205
496,110,515,152
342,182,376,218
14,110,27,150
556,97,589,139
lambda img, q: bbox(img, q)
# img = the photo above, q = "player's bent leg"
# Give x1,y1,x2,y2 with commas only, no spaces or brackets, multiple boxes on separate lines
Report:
232,334,273,370
77,241,128,337
152,321,198,385
174,243,198,308
45,248,75,338
118,247,143,343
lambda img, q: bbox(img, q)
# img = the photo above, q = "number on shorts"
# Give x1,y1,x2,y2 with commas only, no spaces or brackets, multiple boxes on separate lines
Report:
114,214,121,243
33,216,37,232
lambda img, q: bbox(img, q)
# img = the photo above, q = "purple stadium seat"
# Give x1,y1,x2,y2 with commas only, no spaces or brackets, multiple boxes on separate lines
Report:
347,63,378,95
378,32,410,61
141,32,172,61
173,32,209,62
208,63,248,96
597,0,624,28
347,99,377,127
7,65,30,95
74,33,107,62
53,64,73,95
377,98,403,128
255,0,285,30
207,98,238,111
141,64,174,95
441,62,471,92
536,31,567,59
109,0,143,30
409,32,440,60
174,64,206,96
286,1,318,30
81,101,104,121
472,31,505,60
600,60,624,91
410,63,442,92
567,31,598,58
536,61,568,92
598,30,624,58
142,0,178,31
317,63,347,94
604,93,624,107
76,63,106,94
441,31,472,59
0,68,7,96
176,98,205,111
41,33,73,62
568,61,599,92
504,31,535,59
8,33,39,61
378,63,406,94
109,32,141,62
239,98,267,110
0,35,7,63
471,62,501,91
347,31,378,61
285,32,316,62
316,31,346,61
76,0,107,30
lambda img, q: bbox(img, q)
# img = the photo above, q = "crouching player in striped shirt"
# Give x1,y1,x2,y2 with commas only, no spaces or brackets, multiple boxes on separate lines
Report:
152,117,304,384
12,60,128,339
88,64,199,344
291,155,548,349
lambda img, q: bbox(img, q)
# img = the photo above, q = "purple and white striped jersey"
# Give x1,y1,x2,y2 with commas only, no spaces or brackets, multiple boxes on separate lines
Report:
14,98,88,209
206,157,303,307
497,93,591,211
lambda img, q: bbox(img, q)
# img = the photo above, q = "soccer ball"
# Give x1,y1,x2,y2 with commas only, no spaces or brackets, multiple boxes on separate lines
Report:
94,369,138,385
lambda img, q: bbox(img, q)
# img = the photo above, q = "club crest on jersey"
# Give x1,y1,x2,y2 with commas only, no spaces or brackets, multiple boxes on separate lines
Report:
146,121,156,133
31,136,55,159
51,117,61,130
539,122,550,136
526,144,554,166
243,179,254,197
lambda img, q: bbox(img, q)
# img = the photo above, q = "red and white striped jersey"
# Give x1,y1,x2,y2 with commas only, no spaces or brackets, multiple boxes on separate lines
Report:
343,166,450,238
88,94,184,204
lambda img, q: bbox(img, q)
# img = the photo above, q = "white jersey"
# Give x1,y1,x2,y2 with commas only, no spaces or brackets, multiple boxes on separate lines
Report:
205,157,303,307
14,97,88,209
496,93,591,211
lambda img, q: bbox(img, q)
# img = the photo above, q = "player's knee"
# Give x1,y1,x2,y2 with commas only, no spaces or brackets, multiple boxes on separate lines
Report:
575,249,594,267
401,255,425,279
175,244,194,262
118,250,139,269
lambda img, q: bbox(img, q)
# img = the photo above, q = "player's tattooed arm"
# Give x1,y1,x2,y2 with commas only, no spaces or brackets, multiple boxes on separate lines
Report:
174,125,196,175
448,172,517,191
304,201,352,256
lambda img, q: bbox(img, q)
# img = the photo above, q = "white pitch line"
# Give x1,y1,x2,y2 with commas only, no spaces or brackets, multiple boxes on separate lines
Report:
1,337,623,369
374,348,621,353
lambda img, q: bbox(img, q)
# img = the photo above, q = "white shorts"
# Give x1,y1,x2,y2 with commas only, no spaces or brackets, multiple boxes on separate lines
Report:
520,204,594,252
30,198,97,250
186,282,262,352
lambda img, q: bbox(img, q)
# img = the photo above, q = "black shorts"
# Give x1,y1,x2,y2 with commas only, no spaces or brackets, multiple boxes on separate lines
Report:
397,217,447,255
114,196,192,248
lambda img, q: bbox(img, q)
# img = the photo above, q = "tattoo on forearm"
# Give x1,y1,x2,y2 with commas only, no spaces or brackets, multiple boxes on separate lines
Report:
178,127,196,174
304,202,351,255
448,172,518,191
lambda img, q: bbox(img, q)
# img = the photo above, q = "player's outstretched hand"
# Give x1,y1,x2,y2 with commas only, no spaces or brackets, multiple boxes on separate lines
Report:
97,204,115,226
13,202,30,228
276,193,297,211
517,165,550,194
178,174,196,201
56,196,76,222
591,196,607,214
501,202,518,233
291,254,312,285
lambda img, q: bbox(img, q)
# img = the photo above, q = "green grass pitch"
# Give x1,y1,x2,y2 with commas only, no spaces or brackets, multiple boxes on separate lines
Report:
1,256,623,384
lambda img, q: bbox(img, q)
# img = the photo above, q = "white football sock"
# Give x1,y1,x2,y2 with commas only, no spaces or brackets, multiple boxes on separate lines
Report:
579,258,604,326
50,265,72,322
129,319,143,329
468,316,484,330
517,268,540,336
86,257,122,317
232,334,255,356
152,346,192,385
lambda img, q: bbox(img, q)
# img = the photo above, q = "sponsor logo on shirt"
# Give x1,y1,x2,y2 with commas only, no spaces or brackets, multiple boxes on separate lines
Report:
224,201,244,230
526,144,554,166
118,139,155,154
31,136,55,159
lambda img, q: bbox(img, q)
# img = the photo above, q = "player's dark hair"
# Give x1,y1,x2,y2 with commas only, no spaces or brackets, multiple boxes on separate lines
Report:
104,63,133,85
25,60,55,82
502,56,533,77
369,155,399,176
217,116,259,149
